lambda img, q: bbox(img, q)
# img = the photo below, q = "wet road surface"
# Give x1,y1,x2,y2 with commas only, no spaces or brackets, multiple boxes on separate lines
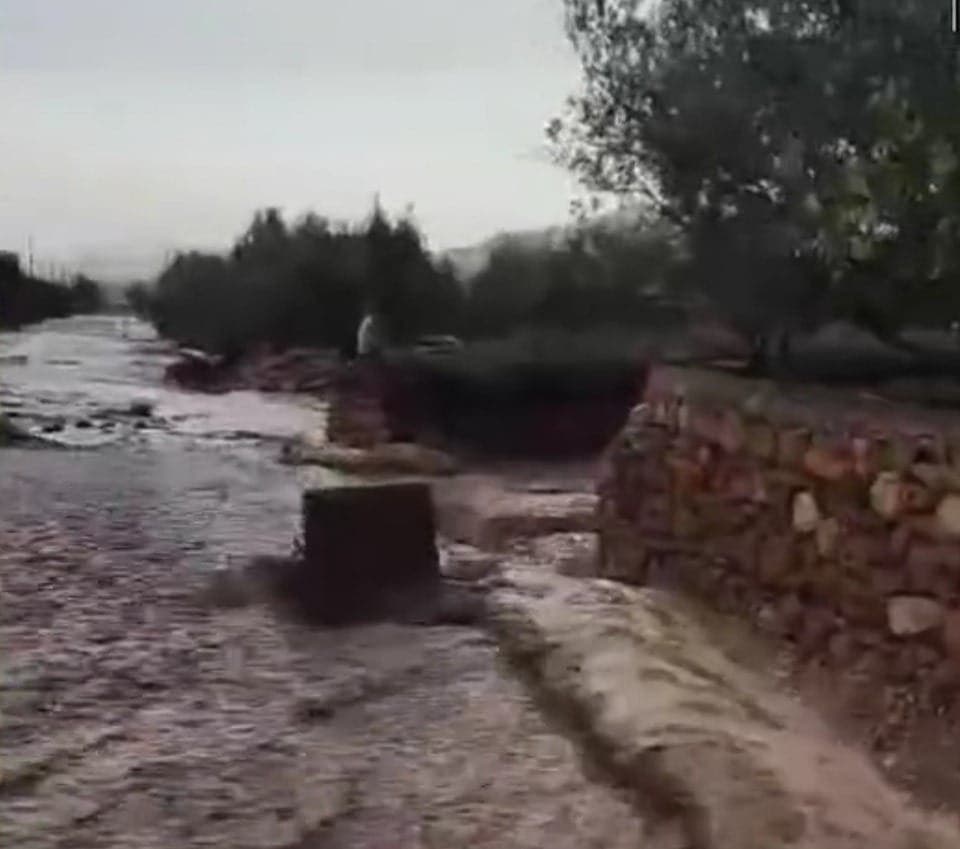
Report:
0,317,656,848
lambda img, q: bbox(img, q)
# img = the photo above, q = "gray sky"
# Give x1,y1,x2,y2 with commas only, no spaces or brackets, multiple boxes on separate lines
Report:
0,0,582,281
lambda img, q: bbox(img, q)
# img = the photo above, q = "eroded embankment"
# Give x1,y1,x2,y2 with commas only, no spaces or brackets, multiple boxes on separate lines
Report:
485,561,960,849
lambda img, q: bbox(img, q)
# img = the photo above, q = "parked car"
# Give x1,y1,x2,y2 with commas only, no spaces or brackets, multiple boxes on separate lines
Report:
413,335,464,355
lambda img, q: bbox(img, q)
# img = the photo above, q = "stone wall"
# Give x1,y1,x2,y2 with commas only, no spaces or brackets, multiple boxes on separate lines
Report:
326,362,392,448
597,364,960,726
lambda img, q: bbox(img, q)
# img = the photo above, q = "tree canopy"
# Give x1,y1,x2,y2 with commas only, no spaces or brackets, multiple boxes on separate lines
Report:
551,0,960,363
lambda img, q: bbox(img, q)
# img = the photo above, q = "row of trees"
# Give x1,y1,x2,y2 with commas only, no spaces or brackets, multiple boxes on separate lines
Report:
134,206,464,358
551,0,960,368
0,252,104,329
134,204,686,357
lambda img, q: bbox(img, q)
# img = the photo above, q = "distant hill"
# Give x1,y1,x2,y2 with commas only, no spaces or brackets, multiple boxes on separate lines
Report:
439,205,659,284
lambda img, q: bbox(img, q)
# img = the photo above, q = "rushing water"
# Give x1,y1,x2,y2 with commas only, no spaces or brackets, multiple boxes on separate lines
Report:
0,315,329,445
0,315,344,569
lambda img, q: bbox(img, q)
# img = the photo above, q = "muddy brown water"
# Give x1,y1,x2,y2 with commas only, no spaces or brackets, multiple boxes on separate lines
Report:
0,317,656,849
2,316,959,849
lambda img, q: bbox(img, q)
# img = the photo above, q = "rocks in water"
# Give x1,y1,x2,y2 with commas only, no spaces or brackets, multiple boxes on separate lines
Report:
531,533,600,578
295,482,440,625
886,596,946,636
127,400,154,418
440,545,500,581
0,414,48,446
199,554,298,610
164,349,227,391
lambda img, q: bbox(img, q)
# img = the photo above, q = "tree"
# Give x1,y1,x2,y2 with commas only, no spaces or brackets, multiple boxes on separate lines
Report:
70,275,104,314
552,0,960,367
143,204,466,356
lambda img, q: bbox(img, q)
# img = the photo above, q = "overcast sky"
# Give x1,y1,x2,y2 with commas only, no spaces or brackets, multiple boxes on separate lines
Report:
0,0,582,281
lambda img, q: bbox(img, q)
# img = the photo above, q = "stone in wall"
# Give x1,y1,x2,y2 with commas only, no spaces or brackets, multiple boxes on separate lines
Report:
886,596,945,636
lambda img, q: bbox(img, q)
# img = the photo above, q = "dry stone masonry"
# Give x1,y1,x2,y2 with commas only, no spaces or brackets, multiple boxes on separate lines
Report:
597,365,960,737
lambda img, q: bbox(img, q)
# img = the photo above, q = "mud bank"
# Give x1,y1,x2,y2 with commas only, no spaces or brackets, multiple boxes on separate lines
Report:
485,561,960,849
164,347,339,395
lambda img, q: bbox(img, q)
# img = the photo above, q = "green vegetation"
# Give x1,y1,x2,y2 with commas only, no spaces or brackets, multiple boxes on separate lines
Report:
0,252,104,330
134,206,465,359
134,1,960,382
551,0,960,371
135,204,685,358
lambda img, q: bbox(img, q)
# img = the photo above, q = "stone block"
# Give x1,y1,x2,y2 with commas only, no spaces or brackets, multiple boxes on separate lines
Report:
935,494,960,538
886,596,945,636
910,463,960,495
870,472,902,520
792,490,820,534
298,482,439,624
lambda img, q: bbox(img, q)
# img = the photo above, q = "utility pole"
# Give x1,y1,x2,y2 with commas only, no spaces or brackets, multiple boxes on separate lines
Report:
27,236,34,276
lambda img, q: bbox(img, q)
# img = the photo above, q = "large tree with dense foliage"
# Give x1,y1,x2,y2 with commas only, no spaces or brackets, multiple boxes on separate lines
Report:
550,0,960,366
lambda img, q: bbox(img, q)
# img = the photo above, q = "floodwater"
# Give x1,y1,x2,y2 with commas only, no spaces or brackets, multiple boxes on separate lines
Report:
0,316,344,568
0,316,656,849
0,315,328,445
3,316,959,849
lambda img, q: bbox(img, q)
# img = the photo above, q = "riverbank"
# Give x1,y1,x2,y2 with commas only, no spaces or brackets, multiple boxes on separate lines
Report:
163,347,340,395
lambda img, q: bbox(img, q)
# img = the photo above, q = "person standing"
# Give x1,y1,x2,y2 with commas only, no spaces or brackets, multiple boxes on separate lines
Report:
356,309,384,360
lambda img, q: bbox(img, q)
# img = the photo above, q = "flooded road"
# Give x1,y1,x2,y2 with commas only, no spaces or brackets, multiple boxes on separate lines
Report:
0,317,656,849
0,316,343,569
0,315,327,445
3,316,959,849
